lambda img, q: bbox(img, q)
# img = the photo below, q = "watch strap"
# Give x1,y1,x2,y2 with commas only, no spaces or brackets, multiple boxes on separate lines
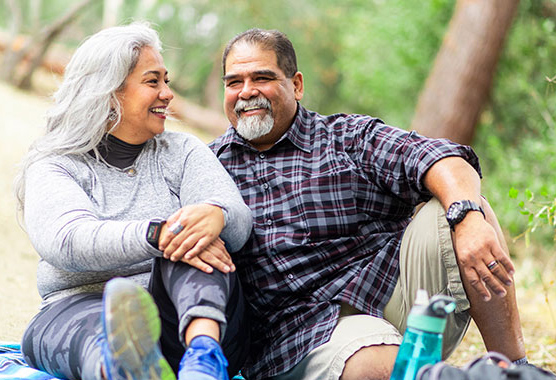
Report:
446,200,485,230
146,220,165,249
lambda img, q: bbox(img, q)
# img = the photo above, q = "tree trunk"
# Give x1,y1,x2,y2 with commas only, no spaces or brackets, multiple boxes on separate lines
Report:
410,0,520,145
102,0,123,28
30,0,43,31
203,52,225,112
16,0,96,89
0,0,23,82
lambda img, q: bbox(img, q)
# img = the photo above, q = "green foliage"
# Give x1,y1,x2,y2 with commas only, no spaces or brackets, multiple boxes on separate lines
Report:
0,0,555,249
473,0,556,247
510,187,556,246
332,0,454,126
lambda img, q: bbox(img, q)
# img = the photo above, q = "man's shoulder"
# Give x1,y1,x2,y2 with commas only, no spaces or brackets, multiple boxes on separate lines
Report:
304,108,381,139
208,127,236,156
305,107,379,130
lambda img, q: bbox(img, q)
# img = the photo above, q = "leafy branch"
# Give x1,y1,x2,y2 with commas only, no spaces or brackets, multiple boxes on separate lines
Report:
510,187,556,246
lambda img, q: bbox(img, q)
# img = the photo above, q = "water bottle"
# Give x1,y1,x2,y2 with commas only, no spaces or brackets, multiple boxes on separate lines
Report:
389,289,456,380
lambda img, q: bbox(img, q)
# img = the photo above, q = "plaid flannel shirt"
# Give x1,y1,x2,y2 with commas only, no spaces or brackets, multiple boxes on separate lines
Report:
210,105,480,379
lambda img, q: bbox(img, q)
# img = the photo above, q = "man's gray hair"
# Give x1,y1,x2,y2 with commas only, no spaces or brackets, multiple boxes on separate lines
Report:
222,28,298,78
14,21,162,213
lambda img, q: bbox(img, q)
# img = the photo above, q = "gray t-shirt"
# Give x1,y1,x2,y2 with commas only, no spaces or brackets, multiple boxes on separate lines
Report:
24,131,253,305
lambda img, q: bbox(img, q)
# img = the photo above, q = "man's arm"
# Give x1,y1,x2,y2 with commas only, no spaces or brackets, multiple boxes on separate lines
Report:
423,156,515,301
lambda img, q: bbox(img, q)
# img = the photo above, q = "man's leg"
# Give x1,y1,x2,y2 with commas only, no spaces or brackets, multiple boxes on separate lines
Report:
384,198,471,358
339,344,398,380
339,198,472,380
270,308,401,380
272,198,470,380
458,197,525,361
385,197,526,360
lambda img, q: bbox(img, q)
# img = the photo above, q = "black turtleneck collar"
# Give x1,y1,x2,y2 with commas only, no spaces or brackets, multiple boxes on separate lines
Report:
89,134,146,169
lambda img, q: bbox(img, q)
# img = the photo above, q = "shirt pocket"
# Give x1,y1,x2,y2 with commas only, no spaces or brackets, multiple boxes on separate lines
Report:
297,170,359,242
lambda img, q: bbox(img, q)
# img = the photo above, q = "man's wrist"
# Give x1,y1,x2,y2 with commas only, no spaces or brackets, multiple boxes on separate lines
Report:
446,200,485,230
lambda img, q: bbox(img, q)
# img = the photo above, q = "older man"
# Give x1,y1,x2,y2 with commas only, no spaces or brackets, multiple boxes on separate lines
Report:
210,28,527,380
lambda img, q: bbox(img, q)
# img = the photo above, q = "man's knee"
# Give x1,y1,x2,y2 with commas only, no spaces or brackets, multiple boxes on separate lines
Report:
340,344,398,380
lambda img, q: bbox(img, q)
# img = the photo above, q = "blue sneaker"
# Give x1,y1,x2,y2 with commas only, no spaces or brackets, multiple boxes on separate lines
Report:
101,277,176,380
178,336,229,380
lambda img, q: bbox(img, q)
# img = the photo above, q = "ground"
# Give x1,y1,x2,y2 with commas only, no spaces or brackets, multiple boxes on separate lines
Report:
0,81,554,372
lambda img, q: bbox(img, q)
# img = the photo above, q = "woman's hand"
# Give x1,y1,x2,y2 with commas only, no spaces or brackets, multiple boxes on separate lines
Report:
179,237,235,274
158,203,225,263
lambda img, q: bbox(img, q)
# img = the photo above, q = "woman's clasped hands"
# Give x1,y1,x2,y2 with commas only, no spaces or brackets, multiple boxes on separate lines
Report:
158,203,236,274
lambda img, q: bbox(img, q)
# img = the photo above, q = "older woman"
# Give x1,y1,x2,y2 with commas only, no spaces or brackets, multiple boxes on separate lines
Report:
14,22,252,380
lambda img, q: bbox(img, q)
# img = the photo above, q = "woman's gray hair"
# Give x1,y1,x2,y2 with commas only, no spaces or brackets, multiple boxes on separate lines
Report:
14,21,162,213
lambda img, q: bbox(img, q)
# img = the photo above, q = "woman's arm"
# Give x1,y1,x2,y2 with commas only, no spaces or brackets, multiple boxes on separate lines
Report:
24,158,160,272
157,134,252,270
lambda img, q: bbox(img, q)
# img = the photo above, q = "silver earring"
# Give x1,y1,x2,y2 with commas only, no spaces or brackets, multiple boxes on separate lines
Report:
108,110,117,122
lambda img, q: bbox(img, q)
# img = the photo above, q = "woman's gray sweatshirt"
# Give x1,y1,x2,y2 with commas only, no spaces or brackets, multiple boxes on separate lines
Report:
23,131,253,305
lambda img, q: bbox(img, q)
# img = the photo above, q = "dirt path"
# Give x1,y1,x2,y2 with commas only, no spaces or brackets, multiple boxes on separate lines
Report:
0,82,48,341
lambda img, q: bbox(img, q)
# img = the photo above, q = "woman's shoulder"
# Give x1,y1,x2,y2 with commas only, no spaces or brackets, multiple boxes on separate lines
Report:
150,131,212,161
153,130,205,150
28,153,87,173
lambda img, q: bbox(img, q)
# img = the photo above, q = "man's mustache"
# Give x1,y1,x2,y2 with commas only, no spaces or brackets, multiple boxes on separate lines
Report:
234,96,272,116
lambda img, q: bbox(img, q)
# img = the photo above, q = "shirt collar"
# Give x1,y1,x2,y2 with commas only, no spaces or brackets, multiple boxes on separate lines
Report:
282,104,313,154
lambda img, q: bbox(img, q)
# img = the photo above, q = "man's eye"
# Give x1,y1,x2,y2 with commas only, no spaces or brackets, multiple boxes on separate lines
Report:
226,81,240,87
255,77,270,82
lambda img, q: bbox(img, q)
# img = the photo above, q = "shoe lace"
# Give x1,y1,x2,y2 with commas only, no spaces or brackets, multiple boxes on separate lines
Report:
182,345,228,375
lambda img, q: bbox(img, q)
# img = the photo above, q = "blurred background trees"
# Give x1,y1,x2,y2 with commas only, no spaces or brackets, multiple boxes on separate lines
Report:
0,0,554,246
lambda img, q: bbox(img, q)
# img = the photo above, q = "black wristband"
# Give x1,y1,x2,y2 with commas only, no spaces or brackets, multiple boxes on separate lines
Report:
146,220,165,249
446,200,485,230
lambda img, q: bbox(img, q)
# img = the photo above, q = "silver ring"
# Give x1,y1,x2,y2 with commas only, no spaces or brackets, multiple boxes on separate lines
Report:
168,221,184,235
487,260,498,271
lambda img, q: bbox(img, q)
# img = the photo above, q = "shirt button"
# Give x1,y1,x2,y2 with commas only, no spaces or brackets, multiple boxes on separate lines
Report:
270,248,277,256
287,274,294,280
266,219,273,226
262,183,269,190
126,168,137,177
259,153,266,159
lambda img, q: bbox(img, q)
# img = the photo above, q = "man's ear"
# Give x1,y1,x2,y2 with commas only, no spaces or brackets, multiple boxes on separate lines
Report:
292,71,304,101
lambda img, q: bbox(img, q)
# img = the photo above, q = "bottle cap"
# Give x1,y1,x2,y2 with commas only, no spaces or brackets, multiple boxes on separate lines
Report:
406,290,456,333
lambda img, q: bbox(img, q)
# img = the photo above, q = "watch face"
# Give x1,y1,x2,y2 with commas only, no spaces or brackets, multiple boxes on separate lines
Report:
446,200,482,229
447,201,466,226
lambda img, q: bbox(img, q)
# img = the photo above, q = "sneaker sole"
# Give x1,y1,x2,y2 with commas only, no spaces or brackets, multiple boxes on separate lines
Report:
103,278,175,380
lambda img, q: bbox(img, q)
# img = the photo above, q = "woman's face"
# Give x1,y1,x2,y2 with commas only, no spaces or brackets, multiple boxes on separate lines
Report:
112,46,174,144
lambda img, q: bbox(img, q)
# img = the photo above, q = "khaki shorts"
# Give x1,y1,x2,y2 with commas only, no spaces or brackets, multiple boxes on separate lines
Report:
271,198,471,380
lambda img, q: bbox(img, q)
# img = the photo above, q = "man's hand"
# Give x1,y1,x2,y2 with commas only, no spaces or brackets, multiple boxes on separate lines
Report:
452,211,515,301
423,156,517,302
158,203,226,264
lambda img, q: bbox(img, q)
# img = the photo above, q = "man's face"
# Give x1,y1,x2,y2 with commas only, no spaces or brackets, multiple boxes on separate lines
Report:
223,42,303,151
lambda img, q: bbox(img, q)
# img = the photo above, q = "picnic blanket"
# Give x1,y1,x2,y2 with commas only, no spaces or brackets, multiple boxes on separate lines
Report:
0,343,60,379
0,342,245,379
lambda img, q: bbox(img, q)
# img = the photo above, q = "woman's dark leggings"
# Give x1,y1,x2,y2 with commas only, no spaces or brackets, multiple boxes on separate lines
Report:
21,259,250,380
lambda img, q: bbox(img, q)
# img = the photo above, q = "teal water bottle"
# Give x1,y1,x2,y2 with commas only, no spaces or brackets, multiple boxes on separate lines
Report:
389,290,456,380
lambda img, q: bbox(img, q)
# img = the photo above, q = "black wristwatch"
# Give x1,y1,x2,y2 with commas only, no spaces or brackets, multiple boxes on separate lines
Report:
146,220,165,249
446,200,485,230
